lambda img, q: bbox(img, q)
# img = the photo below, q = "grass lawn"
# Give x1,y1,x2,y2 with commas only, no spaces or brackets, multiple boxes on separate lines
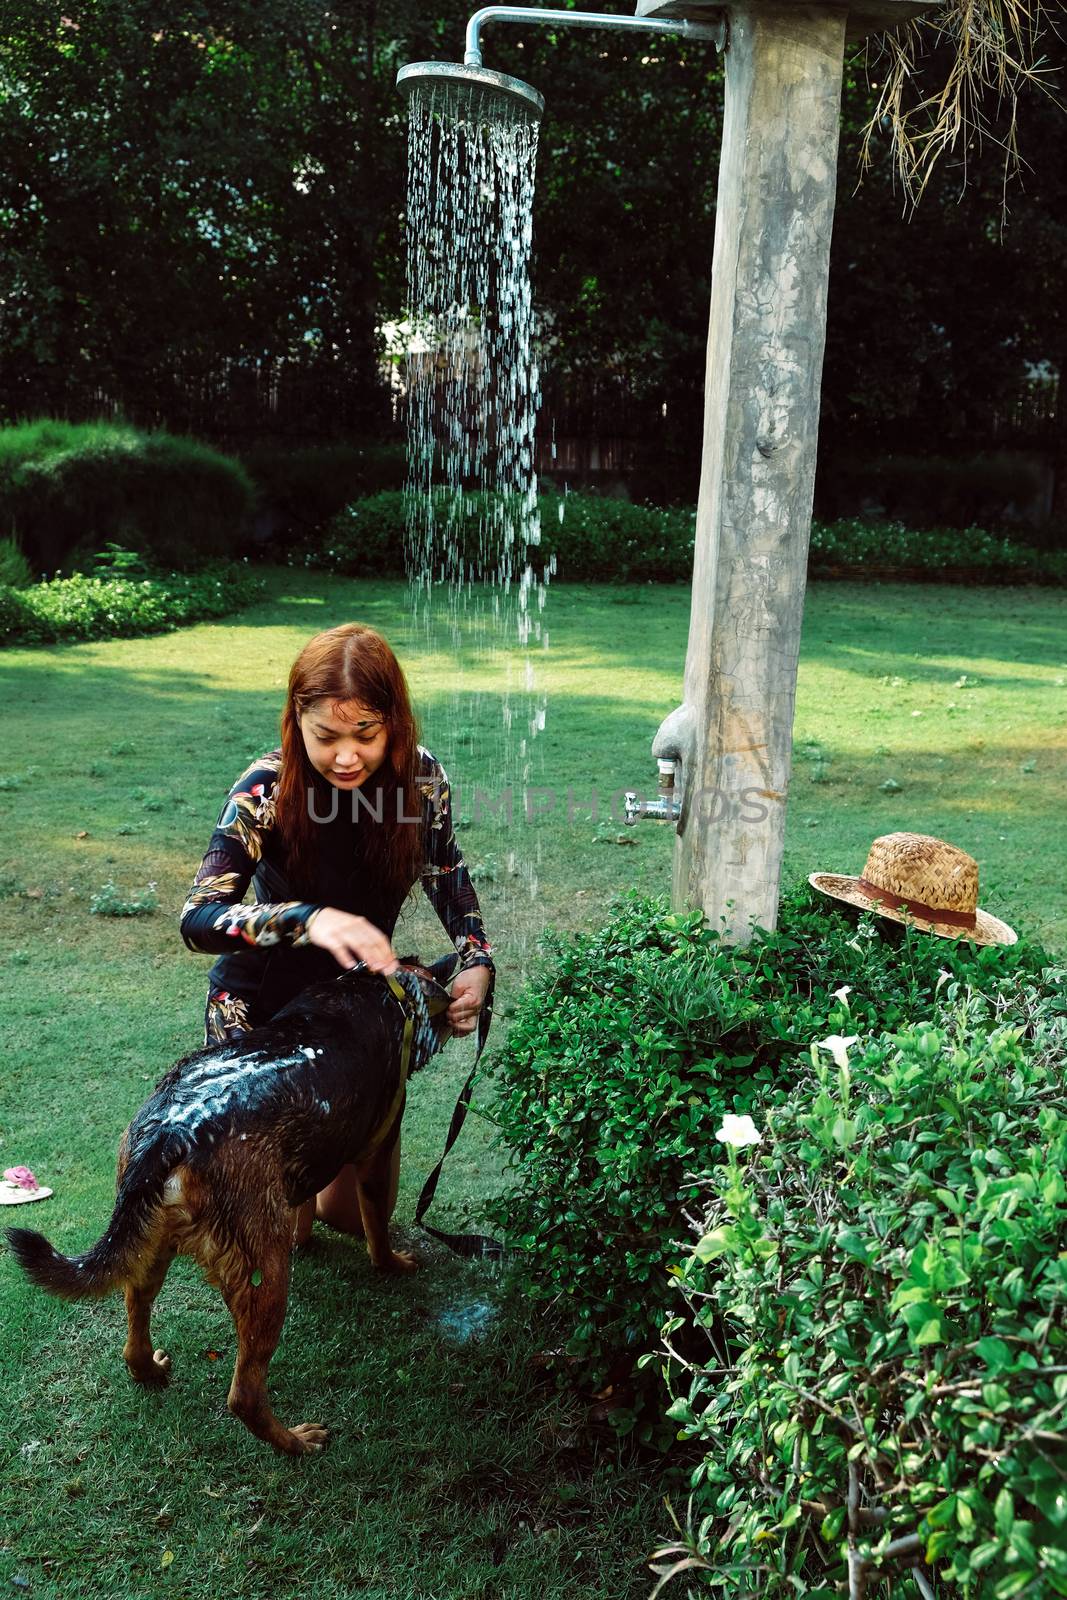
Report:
1,569,1064,1598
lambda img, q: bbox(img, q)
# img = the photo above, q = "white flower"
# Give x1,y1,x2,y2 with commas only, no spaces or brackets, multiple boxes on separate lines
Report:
817,1034,859,1070
715,1114,763,1149
832,985,852,1007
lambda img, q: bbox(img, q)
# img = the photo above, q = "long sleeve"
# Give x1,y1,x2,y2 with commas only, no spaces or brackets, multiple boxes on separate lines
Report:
180,754,322,955
419,757,495,972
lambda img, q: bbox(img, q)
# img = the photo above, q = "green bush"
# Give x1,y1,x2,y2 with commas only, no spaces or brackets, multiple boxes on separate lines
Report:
659,981,1067,1598
809,518,1067,585
0,419,253,573
542,493,694,581
293,489,693,582
291,490,409,576
484,889,1054,1430
0,537,32,587
290,490,1066,586
0,564,264,647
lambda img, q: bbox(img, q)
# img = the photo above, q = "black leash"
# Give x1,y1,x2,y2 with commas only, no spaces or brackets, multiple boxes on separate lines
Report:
414,968,507,1260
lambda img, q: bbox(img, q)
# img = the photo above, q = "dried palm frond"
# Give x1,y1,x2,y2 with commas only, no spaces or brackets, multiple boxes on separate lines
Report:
860,0,1063,208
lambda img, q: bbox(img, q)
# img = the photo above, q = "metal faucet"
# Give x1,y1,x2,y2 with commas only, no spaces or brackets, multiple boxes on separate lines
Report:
624,758,682,825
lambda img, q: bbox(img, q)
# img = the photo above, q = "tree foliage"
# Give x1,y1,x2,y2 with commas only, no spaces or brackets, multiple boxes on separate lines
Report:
0,2,1062,491
0,1,428,434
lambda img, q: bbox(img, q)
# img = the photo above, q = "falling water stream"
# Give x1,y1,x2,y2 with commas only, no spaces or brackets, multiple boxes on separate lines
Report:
403,83,551,962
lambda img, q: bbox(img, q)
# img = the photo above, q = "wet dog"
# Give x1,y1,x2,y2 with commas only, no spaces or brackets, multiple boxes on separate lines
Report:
6,957,456,1456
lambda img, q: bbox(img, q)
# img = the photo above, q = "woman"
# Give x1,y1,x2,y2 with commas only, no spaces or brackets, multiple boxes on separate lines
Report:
179,622,494,1245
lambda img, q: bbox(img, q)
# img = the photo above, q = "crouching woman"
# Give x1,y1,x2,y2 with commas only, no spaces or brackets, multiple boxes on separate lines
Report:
179,622,494,1243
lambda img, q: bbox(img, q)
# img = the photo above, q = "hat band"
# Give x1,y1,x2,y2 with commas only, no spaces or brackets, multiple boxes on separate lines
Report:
857,878,977,930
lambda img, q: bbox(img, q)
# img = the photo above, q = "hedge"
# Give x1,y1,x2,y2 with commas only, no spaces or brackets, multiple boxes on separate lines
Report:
289,491,1067,586
483,888,1057,1424
0,419,253,574
661,988,1066,1597
0,564,264,646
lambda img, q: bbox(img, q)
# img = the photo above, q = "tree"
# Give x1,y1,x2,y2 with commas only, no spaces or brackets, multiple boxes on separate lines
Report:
0,1,429,437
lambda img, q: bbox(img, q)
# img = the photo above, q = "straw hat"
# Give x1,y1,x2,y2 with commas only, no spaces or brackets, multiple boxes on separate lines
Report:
809,832,1017,946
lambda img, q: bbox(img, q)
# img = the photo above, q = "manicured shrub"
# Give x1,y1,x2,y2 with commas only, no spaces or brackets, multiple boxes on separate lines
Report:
542,493,694,581
483,888,1054,1434
291,489,543,580
295,489,693,582
0,564,264,647
658,983,1066,1598
291,490,1066,585
809,518,1067,585
291,490,409,576
0,419,253,573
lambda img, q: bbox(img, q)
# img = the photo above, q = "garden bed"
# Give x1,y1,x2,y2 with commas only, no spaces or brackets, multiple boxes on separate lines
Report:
0,563,264,647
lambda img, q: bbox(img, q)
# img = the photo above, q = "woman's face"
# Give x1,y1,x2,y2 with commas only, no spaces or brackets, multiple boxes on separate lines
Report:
299,698,390,790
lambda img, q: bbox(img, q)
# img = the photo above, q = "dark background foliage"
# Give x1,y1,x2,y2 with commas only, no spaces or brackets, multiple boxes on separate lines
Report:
0,3,1063,520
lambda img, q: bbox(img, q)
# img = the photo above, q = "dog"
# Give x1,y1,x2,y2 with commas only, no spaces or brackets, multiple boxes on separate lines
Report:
6,955,457,1456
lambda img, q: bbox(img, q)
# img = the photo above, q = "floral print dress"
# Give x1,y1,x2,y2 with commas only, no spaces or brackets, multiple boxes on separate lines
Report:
181,747,493,1044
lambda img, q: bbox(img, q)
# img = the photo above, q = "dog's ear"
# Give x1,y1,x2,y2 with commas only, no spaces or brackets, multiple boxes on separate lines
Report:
427,951,460,988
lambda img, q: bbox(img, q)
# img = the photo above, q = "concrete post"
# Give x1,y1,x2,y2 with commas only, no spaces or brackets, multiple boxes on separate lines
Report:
638,0,930,942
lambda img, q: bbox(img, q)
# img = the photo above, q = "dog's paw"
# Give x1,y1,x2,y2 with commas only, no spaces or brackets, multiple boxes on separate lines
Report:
377,1249,419,1274
129,1349,172,1387
288,1422,329,1454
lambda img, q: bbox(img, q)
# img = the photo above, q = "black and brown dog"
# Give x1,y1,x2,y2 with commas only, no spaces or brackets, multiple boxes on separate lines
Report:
7,956,457,1456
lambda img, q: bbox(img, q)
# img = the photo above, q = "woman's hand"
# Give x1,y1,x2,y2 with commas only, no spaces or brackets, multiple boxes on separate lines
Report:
306,908,398,975
447,965,492,1037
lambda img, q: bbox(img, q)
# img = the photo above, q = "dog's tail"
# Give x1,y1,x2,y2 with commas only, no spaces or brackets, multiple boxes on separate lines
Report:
6,1133,186,1300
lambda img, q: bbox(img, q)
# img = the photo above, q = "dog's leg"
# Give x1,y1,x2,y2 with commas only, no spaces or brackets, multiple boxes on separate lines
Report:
292,1198,315,1248
118,1129,174,1387
123,1247,174,1387
220,1240,329,1456
356,1135,416,1274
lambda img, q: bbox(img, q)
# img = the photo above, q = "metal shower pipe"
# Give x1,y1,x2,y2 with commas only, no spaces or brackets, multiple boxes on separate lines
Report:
463,6,726,68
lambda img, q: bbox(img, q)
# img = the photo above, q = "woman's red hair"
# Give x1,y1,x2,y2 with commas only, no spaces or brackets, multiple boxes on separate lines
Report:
275,623,423,900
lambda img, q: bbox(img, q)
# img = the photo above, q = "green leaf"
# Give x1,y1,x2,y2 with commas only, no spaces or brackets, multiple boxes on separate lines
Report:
927,1495,957,1529
693,1226,734,1262
1033,1483,1067,1527
901,1300,944,1347
976,1336,1013,1372
994,1573,1037,1599
971,1541,1002,1571
994,1488,1014,1538
835,1227,871,1263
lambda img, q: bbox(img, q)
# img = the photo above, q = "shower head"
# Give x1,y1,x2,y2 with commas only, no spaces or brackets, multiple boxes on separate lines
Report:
396,61,545,126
